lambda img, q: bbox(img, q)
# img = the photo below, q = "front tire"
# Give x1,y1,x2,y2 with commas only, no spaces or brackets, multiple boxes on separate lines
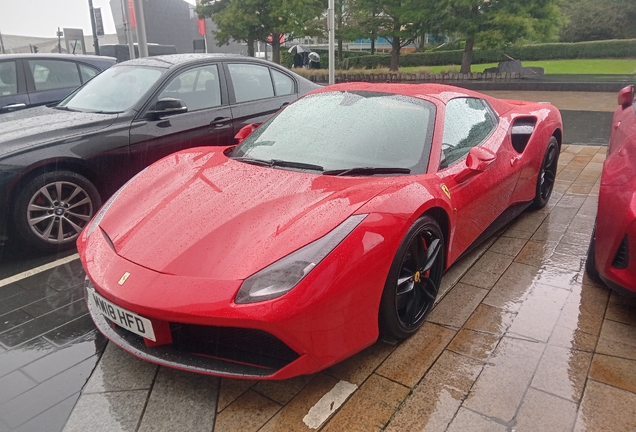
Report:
14,171,101,251
532,136,559,209
379,215,445,340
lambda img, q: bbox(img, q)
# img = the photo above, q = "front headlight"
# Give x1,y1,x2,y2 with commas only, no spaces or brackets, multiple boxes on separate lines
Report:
235,214,367,304
85,168,148,237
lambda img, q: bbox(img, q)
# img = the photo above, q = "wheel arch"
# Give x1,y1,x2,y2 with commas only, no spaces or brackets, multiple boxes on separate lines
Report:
8,159,103,218
419,206,450,267
552,128,562,149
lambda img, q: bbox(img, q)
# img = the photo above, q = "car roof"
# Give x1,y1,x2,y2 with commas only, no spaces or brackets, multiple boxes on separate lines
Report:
309,82,515,115
0,53,116,64
117,53,277,69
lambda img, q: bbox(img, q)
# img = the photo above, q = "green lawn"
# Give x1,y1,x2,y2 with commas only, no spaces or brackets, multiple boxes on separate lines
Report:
402,59,636,74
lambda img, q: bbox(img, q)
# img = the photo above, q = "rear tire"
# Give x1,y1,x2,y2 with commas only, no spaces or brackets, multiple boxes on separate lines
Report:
532,136,559,209
14,171,101,251
379,215,445,340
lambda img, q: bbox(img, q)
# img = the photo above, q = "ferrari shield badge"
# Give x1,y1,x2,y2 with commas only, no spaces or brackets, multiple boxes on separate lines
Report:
441,184,451,200
118,272,131,285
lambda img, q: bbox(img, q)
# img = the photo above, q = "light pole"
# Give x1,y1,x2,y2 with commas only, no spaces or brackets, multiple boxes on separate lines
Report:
328,0,335,84
88,0,100,55
132,0,149,57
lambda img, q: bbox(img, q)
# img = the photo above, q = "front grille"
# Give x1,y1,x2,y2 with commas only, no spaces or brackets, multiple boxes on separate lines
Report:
612,235,629,269
169,323,300,370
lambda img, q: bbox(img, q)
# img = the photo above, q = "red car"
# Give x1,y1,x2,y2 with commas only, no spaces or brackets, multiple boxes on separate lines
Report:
586,85,636,296
78,83,563,379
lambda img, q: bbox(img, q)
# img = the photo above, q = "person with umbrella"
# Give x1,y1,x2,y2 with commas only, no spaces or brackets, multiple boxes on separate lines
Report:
309,52,321,69
289,45,309,69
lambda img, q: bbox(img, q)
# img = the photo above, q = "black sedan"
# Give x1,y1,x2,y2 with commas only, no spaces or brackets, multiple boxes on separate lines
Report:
0,53,319,250
0,53,116,114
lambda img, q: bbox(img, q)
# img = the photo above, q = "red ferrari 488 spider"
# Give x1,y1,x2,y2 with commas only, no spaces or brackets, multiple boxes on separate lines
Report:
586,85,636,296
78,83,563,379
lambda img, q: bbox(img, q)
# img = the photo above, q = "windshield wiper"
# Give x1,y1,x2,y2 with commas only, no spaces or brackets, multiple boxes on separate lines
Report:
53,106,79,112
323,167,411,176
270,159,323,171
231,157,323,172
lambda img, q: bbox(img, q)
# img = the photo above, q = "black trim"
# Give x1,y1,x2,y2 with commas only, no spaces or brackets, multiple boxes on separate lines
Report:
611,235,629,269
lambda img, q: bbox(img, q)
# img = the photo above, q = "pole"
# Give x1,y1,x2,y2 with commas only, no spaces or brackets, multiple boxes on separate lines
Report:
122,0,136,59
57,27,62,53
0,31,5,54
132,0,149,57
328,0,335,84
88,0,100,55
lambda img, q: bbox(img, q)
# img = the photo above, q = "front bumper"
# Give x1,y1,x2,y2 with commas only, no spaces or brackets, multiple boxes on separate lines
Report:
79,215,401,379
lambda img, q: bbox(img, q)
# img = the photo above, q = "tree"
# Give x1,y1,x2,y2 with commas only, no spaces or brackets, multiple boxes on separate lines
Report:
353,0,442,71
560,0,636,42
197,0,325,64
445,0,561,73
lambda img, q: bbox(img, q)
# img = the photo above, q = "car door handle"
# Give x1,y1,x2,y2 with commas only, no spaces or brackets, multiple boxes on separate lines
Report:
510,156,521,166
1,103,26,111
210,116,231,126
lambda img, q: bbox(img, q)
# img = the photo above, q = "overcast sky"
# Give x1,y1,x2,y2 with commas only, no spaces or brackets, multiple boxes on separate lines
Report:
0,0,196,38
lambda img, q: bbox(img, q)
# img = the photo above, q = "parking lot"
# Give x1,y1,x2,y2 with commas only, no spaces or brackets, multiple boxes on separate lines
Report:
0,92,635,431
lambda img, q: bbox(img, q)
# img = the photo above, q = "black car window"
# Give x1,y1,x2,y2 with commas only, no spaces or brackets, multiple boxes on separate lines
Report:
79,64,99,83
271,69,294,96
440,97,497,169
158,64,221,110
0,61,18,96
28,60,81,91
228,63,275,103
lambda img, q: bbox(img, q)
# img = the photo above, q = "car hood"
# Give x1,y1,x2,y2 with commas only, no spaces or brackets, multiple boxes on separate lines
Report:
100,148,398,280
0,106,118,158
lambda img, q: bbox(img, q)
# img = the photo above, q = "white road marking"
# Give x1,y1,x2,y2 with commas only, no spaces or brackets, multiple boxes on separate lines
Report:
0,253,79,288
303,380,358,429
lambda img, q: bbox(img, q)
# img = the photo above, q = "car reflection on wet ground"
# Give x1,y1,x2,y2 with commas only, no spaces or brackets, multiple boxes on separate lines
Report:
0,90,635,431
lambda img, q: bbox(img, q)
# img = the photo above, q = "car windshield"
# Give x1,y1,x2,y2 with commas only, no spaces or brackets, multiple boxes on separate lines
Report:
233,91,436,173
58,65,164,113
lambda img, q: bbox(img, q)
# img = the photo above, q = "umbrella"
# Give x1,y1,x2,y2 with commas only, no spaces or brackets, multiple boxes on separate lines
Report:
308,52,320,62
288,45,310,54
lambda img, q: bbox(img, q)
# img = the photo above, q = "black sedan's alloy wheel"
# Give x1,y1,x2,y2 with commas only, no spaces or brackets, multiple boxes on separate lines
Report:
15,171,101,250
533,136,559,209
380,215,445,340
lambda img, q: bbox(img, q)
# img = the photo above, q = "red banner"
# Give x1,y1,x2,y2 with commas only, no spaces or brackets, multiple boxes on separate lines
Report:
128,0,136,28
198,18,206,35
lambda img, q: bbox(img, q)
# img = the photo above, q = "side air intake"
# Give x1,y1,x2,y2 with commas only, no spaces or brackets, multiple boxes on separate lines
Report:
511,118,537,153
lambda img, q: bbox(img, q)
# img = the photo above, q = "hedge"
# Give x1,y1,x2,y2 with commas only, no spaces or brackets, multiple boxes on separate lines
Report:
345,38,636,69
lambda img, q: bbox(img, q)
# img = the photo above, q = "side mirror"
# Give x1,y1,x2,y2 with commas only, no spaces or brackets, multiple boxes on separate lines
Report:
234,123,260,144
148,98,187,118
466,146,496,171
618,85,635,109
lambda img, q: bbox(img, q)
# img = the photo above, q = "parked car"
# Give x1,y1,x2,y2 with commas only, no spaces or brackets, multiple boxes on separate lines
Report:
0,53,319,250
586,85,636,296
0,53,116,114
78,83,563,379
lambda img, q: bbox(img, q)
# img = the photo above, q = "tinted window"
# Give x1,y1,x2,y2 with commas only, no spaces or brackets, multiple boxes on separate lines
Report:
228,63,274,103
28,60,81,91
271,69,294,96
79,64,99,83
0,61,18,96
234,91,435,173
440,98,497,169
158,64,221,111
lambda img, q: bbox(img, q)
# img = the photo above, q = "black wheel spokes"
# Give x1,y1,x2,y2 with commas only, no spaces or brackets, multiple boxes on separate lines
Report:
540,147,558,200
395,231,442,328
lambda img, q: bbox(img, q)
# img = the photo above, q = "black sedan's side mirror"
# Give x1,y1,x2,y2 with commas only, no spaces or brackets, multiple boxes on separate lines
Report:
148,98,188,118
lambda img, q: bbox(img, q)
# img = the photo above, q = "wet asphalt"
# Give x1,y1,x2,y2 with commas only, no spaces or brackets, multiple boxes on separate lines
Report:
0,90,629,431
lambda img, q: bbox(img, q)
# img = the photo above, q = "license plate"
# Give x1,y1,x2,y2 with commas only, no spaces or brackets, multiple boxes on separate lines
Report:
87,287,156,341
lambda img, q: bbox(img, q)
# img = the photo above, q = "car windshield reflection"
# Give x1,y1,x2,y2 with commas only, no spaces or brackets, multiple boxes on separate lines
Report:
58,65,164,114
232,91,436,174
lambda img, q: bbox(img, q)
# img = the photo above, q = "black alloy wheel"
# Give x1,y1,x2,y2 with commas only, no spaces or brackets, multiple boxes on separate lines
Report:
532,136,559,209
379,215,445,340
14,170,101,251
